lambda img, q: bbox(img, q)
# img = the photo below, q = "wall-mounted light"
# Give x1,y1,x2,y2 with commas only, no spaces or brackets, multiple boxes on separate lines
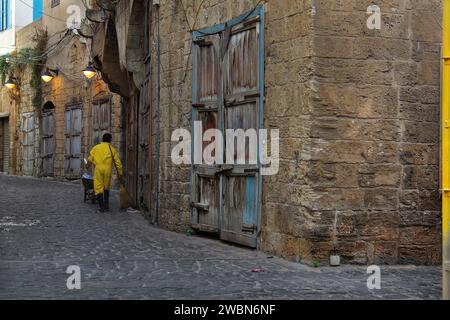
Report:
82,64,96,79
5,77,17,89
41,68,59,83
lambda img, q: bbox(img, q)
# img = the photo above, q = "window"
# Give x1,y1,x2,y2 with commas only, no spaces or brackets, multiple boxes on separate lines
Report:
0,0,12,32
33,0,43,21
21,112,35,176
65,105,83,178
91,100,111,148
51,0,60,8
41,102,55,177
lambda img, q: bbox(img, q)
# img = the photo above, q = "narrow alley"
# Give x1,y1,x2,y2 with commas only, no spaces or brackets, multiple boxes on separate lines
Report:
0,175,441,300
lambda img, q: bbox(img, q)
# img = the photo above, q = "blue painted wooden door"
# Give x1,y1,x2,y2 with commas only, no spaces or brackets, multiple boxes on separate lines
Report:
191,8,264,248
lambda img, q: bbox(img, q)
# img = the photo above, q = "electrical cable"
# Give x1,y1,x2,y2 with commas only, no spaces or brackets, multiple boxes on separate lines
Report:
17,0,68,24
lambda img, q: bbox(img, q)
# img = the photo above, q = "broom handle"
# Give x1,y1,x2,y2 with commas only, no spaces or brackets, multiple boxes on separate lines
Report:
109,145,123,186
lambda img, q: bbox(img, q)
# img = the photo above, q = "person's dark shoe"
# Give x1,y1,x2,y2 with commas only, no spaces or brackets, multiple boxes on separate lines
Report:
104,190,110,211
96,193,106,213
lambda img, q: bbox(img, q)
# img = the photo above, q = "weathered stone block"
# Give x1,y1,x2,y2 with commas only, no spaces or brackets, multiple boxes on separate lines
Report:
314,58,394,86
399,144,438,165
314,189,365,211
399,190,419,210
398,245,441,265
358,164,402,187
399,102,439,122
402,121,438,144
314,84,398,118
363,188,399,209
353,38,411,61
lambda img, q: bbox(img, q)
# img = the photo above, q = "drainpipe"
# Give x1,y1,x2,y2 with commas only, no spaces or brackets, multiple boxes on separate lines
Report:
152,1,161,225
442,0,450,300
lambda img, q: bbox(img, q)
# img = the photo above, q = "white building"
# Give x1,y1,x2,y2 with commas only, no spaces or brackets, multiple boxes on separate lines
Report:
0,0,43,55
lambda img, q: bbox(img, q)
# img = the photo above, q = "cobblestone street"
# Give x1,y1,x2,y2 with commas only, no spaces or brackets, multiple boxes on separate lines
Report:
0,175,442,300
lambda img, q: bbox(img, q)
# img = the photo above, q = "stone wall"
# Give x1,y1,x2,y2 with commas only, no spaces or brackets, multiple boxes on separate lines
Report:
0,88,17,175
40,35,124,180
151,0,309,232
150,0,319,248
0,20,44,176
298,0,442,265
149,0,442,265
1,7,124,182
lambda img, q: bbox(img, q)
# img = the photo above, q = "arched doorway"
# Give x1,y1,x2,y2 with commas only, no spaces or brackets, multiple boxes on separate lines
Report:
41,101,55,177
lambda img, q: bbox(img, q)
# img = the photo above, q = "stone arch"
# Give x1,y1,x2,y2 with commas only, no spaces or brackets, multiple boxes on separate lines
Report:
42,101,55,110
125,0,146,72
125,0,146,87
99,18,132,97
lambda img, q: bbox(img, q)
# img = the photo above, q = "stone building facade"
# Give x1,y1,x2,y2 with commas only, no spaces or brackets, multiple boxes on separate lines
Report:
0,82,15,174
0,0,124,180
86,0,443,265
1,0,442,265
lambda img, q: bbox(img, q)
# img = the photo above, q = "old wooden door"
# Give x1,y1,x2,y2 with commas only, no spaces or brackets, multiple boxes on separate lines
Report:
65,105,82,178
191,33,222,234
0,119,3,172
125,95,138,207
220,19,262,247
138,61,151,212
41,109,55,176
0,118,5,172
191,8,264,248
91,99,111,148
1,118,9,173
21,112,35,176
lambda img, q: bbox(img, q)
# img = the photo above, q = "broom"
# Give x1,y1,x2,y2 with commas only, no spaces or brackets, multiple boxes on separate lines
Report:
119,184,133,210
109,145,133,210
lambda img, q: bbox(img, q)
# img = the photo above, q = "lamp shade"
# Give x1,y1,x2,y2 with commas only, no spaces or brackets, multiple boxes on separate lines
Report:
5,78,16,89
41,70,54,83
82,65,96,79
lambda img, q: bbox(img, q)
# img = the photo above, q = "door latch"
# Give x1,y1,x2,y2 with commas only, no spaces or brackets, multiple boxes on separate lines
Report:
191,202,209,212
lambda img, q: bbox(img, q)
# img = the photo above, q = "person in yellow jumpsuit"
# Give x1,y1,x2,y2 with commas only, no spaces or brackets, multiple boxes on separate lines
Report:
87,133,124,212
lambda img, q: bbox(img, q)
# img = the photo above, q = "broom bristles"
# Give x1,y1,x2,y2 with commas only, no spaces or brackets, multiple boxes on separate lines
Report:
119,185,133,210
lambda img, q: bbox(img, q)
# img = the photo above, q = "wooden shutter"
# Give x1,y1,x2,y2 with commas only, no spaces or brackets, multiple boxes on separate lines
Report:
191,34,221,233
21,113,35,176
220,19,261,248
91,100,111,148
41,110,55,176
0,119,3,172
65,106,82,178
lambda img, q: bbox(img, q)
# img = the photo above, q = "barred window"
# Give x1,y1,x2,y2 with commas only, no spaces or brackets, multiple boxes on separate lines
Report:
0,0,12,31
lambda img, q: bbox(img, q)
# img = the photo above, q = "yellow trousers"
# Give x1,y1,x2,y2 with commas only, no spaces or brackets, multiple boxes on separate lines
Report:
94,166,112,195
88,142,123,195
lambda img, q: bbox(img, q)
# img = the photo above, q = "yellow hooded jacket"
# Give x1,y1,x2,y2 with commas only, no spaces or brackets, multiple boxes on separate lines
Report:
88,142,123,195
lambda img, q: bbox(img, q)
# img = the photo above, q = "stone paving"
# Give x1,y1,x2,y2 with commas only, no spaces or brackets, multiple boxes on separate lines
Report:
0,174,442,300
